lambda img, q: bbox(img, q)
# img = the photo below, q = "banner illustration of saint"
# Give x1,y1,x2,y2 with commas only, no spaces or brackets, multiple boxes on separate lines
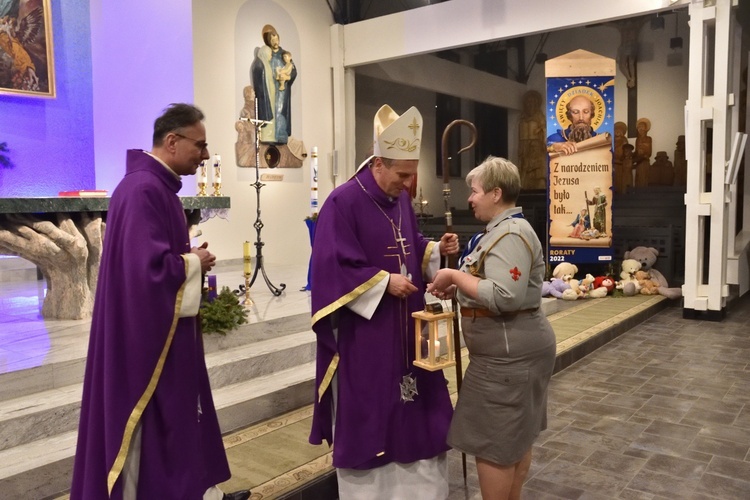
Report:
545,69,615,264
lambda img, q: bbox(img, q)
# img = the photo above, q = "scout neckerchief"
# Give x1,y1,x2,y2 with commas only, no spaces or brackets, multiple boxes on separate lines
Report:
458,212,525,268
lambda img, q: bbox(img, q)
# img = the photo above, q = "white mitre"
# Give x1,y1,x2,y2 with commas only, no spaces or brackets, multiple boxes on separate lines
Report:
354,105,423,173
372,105,423,160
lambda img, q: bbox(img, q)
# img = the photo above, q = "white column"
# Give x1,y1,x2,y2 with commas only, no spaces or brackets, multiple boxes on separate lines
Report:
683,0,739,317
330,24,357,186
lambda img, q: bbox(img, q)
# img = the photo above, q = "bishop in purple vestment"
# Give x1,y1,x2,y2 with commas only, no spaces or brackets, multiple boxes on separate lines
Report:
309,105,459,498
71,104,238,499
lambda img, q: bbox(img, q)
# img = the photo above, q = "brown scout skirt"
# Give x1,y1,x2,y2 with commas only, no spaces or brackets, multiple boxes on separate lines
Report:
447,309,556,465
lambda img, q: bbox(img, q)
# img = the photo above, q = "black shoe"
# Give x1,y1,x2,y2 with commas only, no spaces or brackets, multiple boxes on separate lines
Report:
223,490,250,500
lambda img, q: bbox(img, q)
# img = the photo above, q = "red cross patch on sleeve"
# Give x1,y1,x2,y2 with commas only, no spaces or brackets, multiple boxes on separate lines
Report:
509,267,522,281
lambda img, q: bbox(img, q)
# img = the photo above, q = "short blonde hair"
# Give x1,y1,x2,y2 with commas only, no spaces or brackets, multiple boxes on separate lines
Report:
466,156,521,203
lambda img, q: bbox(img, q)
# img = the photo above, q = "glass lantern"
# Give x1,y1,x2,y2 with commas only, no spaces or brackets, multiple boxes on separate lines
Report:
412,309,456,371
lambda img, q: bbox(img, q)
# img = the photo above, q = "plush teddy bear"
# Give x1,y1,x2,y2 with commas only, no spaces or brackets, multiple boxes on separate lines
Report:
579,274,596,297
589,275,615,298
562,274,586,299
552,262,578,280
617,258,641,296
634,270,661,295
550,262,582,300
623,246,682,300
542,278,576,299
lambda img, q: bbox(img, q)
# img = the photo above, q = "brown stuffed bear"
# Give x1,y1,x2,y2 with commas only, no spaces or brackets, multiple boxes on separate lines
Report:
634,270,660,295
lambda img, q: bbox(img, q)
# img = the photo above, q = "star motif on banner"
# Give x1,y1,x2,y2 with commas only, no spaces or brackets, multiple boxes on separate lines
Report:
510,267,522,281
400,373,418,402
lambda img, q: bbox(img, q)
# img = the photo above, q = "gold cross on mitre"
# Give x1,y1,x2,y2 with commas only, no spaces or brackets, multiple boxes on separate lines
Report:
408,117,420,136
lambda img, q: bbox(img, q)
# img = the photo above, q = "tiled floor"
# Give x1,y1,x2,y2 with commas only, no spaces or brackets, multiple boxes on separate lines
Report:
513,293,750,500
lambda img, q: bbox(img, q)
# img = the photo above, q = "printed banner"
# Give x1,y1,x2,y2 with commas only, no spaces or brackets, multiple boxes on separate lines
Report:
546,76,614,265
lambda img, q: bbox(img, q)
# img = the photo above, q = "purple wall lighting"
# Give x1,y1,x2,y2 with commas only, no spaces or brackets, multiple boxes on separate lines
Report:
0,0,195,197
0,0,95,197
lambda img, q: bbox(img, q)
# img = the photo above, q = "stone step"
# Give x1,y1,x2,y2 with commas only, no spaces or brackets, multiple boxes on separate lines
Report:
0,312,312,403
213,360,316,434
0,361,317,498
203,312,312,353
0,318,90,403
0,261,316,497
0,384,82,454
0,430,77,499
0,329,317,452
206,330,315,390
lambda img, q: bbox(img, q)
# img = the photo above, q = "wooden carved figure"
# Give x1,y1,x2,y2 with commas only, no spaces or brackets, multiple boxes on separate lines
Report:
518,90,547,190
634,117,652,188
613,121,630,193
652,151,675,186
622,143,635,192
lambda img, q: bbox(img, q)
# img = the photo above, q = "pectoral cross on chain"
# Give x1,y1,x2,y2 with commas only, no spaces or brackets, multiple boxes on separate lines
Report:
395,229,408,255
397,230,413,281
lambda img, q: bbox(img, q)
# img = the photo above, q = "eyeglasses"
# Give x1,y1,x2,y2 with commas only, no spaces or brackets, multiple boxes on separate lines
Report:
174,133,208,151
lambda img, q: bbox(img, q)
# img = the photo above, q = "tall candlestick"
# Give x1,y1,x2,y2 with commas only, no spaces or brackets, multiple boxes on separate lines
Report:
311,146,319,217
212,154,222,196
243,241,252,275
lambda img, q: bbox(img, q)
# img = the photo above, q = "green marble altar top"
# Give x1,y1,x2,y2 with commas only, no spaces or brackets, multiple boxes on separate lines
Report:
0,196,231,214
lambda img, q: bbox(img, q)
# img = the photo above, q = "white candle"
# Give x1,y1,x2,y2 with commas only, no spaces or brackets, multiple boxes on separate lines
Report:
199,161,207,184
311,146,319,216
213,154,222,184
434,339,441,354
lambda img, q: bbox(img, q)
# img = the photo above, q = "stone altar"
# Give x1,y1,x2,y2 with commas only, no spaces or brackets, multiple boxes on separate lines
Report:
0,196,230,320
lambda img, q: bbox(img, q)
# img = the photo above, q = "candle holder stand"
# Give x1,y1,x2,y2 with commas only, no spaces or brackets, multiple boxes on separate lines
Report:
242,272,254,306
244,102,286,296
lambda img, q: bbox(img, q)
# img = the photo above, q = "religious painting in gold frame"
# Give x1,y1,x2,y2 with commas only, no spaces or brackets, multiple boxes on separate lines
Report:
0,0,56,98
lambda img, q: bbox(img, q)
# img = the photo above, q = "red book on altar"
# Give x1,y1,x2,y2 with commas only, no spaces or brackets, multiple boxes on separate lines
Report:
58,190,109,197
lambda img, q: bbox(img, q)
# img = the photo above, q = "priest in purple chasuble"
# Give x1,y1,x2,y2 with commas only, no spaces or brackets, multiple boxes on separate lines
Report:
71,104,248,500
309,105,460,498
